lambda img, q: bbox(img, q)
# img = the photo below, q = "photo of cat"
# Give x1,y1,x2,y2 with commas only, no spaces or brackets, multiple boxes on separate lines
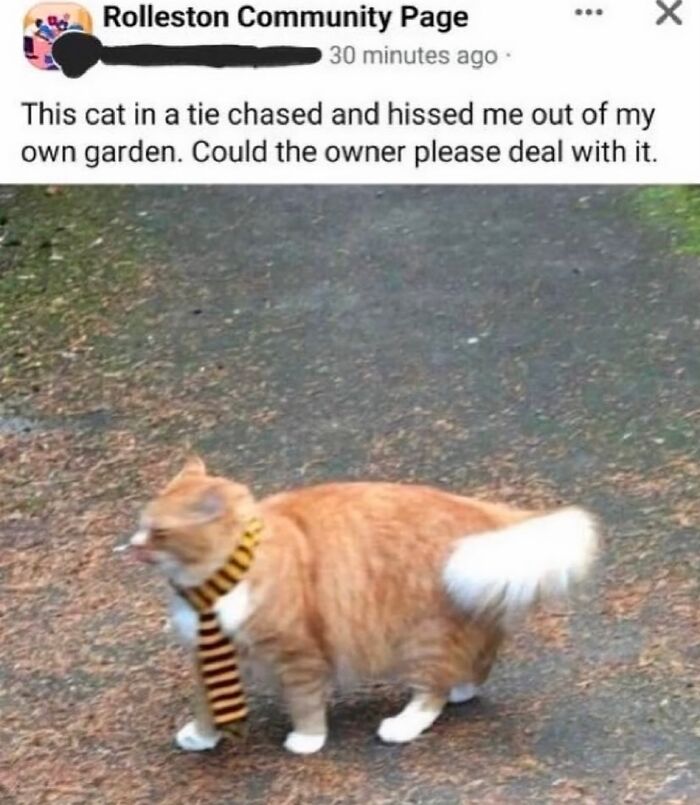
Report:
2,185,698,803
126,457,598,754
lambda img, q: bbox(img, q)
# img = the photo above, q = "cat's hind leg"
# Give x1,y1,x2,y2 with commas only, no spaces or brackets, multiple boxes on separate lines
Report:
448,682,479,703
377,691,447,744
448,629,502,705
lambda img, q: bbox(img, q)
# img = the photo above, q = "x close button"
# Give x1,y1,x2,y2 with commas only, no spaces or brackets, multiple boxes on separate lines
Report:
656,0,683,25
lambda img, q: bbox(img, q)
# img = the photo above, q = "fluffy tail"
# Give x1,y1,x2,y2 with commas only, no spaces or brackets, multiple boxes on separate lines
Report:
442,507,598,626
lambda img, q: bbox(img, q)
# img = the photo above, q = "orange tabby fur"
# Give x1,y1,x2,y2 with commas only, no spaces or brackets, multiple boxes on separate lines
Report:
130,457,597,752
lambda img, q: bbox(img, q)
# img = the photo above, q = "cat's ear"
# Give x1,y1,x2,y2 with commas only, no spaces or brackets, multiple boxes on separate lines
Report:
182,455,207,476
188,487,226,524
162,455,207,492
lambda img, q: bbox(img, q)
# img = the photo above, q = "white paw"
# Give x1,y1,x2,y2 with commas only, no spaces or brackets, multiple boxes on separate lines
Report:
175,721,222,752
448,683,479,704
284,731,327,754
378,714,429,744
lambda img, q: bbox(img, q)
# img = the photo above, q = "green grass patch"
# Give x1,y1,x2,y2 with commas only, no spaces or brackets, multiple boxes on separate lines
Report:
634,186,700,255
0,186,144,394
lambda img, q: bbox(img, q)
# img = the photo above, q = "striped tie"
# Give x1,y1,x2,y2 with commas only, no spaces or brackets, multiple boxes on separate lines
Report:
175,519,262,734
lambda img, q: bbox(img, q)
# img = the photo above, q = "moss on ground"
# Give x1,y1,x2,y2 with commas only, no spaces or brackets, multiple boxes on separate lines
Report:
0,186,142,396
634,186,700,255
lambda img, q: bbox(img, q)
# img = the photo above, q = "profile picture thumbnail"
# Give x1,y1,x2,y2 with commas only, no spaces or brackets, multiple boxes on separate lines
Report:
24,3,92,71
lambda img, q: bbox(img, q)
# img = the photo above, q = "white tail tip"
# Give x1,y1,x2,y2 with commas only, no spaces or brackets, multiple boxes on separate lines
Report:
443,507,599,624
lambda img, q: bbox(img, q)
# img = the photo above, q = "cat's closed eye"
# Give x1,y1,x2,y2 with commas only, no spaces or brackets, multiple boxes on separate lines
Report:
150,528,168,542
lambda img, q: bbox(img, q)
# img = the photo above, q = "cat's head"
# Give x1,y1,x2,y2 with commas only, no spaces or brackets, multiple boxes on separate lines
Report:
129,456,256,586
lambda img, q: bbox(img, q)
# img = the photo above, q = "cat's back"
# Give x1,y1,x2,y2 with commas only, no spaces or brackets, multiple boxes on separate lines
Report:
260,481,530,552
262,481,471,522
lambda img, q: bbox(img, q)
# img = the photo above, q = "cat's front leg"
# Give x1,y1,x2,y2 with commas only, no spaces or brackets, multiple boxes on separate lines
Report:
169,596,221,751
176,719,221,752
175,663,222,752
280,662,330,754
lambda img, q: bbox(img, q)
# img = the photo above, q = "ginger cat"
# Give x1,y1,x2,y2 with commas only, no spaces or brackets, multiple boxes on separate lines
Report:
129,457,598,754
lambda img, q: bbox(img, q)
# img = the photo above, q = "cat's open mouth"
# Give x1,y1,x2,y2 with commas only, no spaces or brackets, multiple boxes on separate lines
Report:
114,543,157,564
129,545,157,564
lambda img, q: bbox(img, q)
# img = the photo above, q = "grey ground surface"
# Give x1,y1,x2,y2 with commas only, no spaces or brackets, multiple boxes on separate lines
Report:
2,186,698,804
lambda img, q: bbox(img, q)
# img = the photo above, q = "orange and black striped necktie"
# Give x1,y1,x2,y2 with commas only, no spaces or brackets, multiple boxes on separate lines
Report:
175,519,262,734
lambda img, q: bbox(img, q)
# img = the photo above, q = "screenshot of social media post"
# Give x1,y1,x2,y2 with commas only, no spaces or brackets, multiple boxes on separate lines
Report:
1,1,698,804
1,0,698,181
